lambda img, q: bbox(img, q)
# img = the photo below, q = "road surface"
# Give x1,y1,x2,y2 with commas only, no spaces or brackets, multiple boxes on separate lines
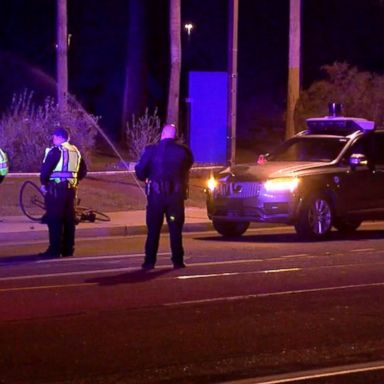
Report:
1,223,384,383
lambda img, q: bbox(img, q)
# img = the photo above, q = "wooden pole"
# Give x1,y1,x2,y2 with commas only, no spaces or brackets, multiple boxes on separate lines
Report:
286,0,301,139
57,0,68,114
227,0,238,167
167,0,181,129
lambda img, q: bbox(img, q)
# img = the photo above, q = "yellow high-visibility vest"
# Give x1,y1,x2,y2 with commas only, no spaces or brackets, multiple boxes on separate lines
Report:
44,142,81,185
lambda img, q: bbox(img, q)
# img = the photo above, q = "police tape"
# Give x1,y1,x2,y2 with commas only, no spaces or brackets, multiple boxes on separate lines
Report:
6,165,223,178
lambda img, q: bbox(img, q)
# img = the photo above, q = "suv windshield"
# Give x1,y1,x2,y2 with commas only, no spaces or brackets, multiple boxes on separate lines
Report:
269,137,349,162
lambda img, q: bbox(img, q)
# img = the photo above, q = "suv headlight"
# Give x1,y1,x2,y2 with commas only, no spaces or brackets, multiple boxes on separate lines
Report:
264,177,300,192
207,177,218,191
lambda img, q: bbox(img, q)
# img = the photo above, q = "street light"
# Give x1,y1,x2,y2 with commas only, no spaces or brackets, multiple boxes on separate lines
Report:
184,23,194,36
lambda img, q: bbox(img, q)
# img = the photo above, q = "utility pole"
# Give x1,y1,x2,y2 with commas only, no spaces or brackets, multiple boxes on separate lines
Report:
286,0,301,139
227,0,239,167
57,0,68,114
167,0,182,128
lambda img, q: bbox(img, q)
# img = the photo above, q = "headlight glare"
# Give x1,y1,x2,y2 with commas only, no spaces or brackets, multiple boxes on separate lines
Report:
207,177,218,191
264,177,300,192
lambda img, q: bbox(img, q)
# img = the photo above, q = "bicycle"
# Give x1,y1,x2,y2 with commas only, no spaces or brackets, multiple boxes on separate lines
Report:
19,180,111,223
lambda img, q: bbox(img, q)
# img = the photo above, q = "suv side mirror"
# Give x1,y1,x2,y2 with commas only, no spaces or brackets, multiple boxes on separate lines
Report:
349,153,368,169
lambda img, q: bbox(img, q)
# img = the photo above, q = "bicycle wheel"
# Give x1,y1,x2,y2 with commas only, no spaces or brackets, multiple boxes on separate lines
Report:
19,181,46,221
91,209,111,222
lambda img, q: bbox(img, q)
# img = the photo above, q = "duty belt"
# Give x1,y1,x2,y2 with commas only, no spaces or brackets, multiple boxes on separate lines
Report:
148,180,182,195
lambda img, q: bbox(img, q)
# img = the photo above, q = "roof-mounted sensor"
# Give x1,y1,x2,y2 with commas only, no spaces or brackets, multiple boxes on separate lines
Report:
305,103,375,136
306,117,375,136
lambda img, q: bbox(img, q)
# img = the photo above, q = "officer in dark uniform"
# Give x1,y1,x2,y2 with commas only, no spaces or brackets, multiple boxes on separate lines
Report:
135,124,193,270
38,127,87,258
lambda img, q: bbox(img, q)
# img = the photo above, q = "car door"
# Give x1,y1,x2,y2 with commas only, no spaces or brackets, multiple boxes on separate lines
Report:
368,132,384,214
337,135,377,215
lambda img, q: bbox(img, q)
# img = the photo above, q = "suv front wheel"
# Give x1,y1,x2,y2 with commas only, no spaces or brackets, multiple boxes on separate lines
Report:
295,194,333,240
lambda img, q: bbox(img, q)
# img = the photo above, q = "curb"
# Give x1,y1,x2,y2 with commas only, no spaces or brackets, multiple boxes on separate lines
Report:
0,221,213,244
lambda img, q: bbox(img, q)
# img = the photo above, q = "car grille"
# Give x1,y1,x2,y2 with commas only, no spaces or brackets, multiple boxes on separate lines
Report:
215,182,261,199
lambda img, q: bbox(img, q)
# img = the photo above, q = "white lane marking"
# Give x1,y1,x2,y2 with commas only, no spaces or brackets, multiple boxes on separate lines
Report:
226,360,384,384
178,272,240,280
0,262,270,283
263,268,300,273
192,259,262,266
280,254,309,259
0,282,97,293
351,248,375,252
3,255,384,283
164,281,384,306
268,257,314,261
0,266,139,282
177,268,300,280
3,249,384,286
35,252,171,263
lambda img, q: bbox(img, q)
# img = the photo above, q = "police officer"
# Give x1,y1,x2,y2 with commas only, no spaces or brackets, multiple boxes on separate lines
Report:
38,127,87,258
135,124,193,270
0,147,9,184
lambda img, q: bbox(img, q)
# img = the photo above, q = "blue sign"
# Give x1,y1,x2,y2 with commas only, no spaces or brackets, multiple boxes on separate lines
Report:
188,71,227,164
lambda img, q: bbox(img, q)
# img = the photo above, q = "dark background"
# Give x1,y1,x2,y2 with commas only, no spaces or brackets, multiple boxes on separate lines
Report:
1,0,384,144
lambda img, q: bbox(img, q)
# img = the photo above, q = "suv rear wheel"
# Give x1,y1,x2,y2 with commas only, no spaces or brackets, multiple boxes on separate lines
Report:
295,194,333,240
212,220,249,237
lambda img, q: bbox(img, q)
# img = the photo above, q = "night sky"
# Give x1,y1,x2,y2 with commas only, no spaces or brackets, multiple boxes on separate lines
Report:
1,0,384,142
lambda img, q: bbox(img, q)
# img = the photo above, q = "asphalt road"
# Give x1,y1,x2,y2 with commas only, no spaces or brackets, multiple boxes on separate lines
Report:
1,223,384,383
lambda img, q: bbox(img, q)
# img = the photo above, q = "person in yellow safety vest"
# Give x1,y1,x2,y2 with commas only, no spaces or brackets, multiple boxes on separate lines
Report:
38,127,87,258
0,148,9,184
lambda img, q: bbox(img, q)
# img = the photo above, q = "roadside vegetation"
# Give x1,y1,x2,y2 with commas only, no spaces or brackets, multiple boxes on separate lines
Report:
0,91,210,217
0,90,98,172
295,62,384,132
125,108,161,160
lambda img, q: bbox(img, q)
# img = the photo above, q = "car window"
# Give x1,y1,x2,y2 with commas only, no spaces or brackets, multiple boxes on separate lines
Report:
269,137,348,162
342,133,381,165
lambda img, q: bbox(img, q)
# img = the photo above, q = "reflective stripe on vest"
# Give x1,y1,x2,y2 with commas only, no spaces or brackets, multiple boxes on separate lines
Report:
46,142,81,185
0,149,9,176
50,171,77,178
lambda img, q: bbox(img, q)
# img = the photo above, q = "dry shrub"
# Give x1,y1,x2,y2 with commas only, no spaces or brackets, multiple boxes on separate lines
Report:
125,108,161,160
0,90,98,171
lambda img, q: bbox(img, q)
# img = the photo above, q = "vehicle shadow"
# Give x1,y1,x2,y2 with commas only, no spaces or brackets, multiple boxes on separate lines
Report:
85,268,173,286
195,229,384,243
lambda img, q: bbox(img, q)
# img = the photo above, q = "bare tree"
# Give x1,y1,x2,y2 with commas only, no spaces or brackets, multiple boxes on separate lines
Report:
166,0,181,127
56,0,68,114
286,0,301,139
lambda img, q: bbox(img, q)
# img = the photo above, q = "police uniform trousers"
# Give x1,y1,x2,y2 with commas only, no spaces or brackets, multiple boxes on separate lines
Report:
145,191,185,265
45,182,77,255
